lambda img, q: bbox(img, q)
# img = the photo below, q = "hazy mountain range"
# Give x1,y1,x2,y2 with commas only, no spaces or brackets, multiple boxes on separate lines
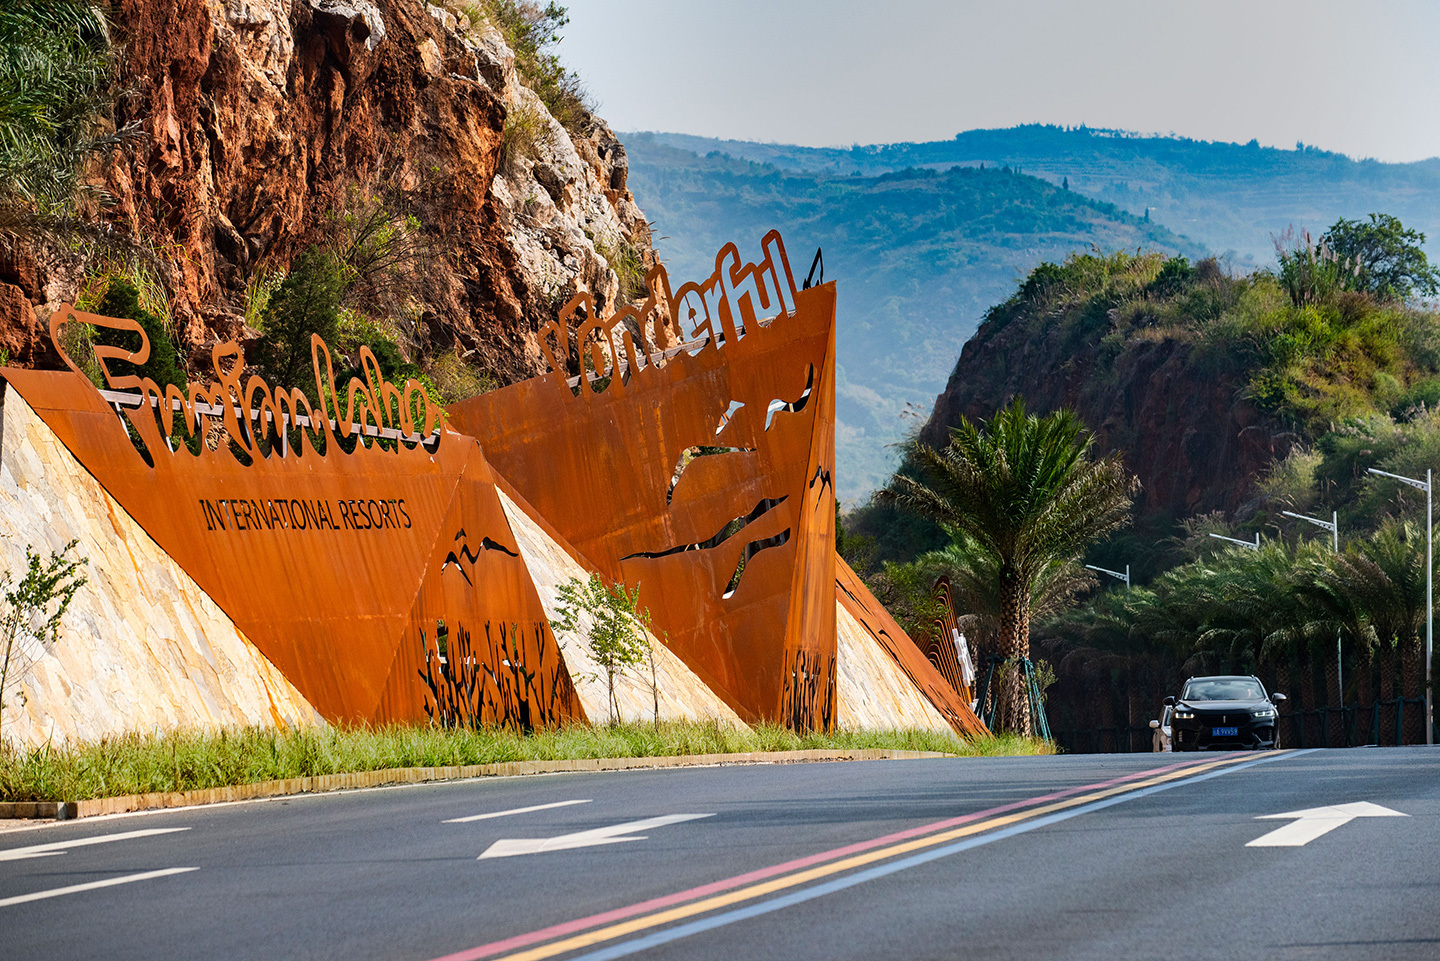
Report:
622,126,1440,500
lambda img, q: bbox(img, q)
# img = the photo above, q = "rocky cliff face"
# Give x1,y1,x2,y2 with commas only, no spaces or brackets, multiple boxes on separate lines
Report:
0,0,653,384
920,315,1299,522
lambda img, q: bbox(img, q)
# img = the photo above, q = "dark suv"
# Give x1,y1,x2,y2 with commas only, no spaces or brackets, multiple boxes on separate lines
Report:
1165,675,1286,751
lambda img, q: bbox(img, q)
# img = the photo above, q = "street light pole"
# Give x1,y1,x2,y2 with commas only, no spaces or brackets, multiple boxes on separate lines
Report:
1282,509,1342,702
1085,561,1132,746
1085,563,1130,589
1208,532,1260,550
1368,467,1434,746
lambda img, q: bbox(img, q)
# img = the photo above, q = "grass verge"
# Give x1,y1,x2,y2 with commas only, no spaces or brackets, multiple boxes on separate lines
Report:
0,722,1052,803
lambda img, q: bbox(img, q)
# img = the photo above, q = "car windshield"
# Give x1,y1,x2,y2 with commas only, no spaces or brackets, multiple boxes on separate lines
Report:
1183,678,1265,701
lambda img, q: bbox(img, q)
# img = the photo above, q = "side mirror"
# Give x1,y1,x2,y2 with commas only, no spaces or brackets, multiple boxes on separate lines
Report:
1163,696,1176,706
1149,719,1161,729
1271,692,1287,703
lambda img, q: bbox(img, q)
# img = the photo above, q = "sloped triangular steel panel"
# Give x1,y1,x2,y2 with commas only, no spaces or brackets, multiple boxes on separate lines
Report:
376,444,585,728
835,556,988,737
2,233,987,739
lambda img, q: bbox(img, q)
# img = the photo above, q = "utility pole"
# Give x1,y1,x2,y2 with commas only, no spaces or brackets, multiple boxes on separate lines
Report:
1368,468,1433,746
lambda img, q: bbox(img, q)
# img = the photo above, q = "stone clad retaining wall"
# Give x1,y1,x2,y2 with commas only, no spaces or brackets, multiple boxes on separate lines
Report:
835,601,953,733
497,488,746,726
0,384,321,749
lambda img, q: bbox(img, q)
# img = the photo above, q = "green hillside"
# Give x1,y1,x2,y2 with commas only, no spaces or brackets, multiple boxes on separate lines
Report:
625,137,1201,500
640,126,1440,269
848,236,1440,747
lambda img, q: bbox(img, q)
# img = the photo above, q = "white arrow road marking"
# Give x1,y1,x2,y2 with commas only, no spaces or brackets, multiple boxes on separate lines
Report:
0,868,197,908
0,827,190,863
445,799,591,823
1247,801,1408,847
479,813,714,859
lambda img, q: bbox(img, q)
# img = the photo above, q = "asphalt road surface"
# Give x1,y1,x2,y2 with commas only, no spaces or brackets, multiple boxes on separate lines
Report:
2,747,1437,961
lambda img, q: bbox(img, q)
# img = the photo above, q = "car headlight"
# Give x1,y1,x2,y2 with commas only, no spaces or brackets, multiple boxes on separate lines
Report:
1252,708,1276,719
1174,710,1195,719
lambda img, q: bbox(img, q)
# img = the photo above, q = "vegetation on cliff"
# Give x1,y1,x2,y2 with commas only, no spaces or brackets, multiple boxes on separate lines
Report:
852,213,1440,744
996,252,1437,439
467,0,589,130
0,0,137,253
0,0,655,407
869,217,1440,573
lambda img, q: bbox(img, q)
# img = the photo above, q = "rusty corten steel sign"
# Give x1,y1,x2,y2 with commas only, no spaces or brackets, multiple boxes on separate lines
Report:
1,231,986,736
3,308,583,727
447,232,840,729
925,576,976,706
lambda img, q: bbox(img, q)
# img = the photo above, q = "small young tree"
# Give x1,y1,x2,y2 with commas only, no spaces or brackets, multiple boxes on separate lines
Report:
0,540,87,740
551,574,652,725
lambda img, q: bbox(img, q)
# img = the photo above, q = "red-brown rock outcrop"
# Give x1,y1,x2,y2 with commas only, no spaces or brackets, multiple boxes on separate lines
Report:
0,0,653,384
920,315,1299,522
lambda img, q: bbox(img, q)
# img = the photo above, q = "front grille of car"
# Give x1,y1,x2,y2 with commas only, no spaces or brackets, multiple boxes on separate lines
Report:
1173,710,1275,750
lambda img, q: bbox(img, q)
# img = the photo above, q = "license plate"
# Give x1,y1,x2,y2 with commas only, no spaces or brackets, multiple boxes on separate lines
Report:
1212,726,1239,737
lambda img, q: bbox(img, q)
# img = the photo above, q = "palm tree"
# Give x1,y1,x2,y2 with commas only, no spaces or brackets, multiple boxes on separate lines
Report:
919,537,1097,665
1313,520,1428,741
884,398,1137,735
0,0,140,257
920,539,1097,734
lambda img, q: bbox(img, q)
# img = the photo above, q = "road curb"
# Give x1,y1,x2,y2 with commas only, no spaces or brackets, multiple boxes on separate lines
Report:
0,748,952,820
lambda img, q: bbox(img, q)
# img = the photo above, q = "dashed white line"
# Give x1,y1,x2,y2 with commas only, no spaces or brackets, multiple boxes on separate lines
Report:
0,867,198,907
445,799,592,823
0,827,190,862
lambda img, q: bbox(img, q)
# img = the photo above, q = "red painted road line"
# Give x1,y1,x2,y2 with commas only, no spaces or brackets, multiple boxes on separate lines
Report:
429,753,1238,961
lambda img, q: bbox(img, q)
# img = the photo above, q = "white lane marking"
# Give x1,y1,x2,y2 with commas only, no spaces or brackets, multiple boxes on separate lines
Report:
1247,801,1407,847
0,867,197,907
0,827,190,862
445,799,592,824
479,813,714,859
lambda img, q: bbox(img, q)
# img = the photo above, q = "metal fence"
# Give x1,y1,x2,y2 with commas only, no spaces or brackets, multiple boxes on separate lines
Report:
1054,696,1433,753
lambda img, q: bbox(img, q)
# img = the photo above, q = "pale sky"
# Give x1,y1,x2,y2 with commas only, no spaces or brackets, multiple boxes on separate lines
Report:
561,0,1440,163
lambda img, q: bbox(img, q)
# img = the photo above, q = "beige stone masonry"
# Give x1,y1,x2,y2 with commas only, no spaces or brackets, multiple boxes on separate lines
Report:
0,385,322,748
497,488,746,727
835,600,954,733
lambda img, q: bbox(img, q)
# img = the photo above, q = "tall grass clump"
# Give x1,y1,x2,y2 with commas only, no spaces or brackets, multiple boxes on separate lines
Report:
501,101,549,169
594,236,645,302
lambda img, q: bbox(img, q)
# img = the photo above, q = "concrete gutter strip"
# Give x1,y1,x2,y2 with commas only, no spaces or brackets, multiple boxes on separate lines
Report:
0,748,953,820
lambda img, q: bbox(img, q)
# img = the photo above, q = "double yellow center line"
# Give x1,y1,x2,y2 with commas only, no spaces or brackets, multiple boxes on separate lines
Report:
478,752,1268,961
